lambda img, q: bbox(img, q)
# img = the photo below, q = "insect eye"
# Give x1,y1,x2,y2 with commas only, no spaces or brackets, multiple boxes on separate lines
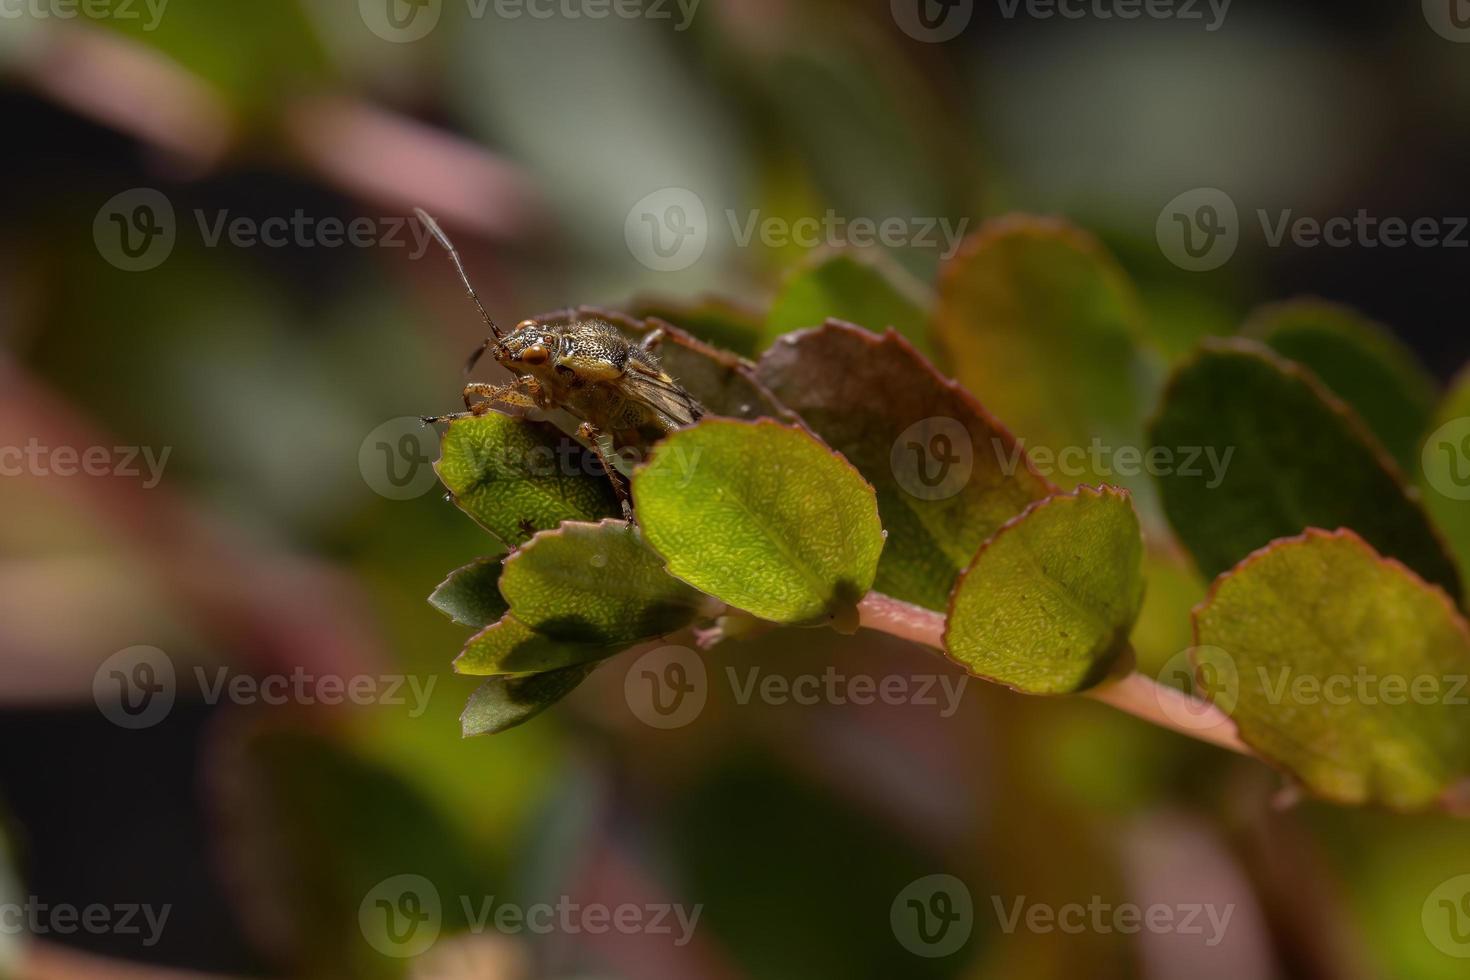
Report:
519,344,550,366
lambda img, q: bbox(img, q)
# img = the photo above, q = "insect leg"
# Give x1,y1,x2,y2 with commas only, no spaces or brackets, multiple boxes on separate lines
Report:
422,379,541,423
576,421,635,523
639,327,665,353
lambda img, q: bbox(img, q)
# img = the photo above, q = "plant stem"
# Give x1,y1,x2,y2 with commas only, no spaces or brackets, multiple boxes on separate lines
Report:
856,591,1249,756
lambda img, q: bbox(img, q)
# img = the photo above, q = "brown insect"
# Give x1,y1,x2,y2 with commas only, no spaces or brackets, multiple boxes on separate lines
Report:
416,209,704,513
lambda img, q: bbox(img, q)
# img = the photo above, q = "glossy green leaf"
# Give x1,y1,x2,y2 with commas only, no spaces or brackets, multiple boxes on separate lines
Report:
1150,339,1461,597
498,519,706,644
756,321,1053,610
1194,529,1470,809
434,413,620,548
454,615,621,677
765,252,931,352
944,486,1144,694
633,419,884,626
428,557,509,629
461,665,598,737
934,216,1148,488
1244,299,1437,469
1421,369,1470,605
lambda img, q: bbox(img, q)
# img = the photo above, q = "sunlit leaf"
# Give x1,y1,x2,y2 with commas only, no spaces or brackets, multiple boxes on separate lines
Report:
633,419,884,626
944,486,1144,694
1194,529,1470,809
434,413,620,548
757,321,1052,610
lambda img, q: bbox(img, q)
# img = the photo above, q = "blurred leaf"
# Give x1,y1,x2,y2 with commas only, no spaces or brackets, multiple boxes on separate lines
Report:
435,414,620,548
756,321,1052,610
454,615,621,677
461,665,598,737
1194,529,1470,809
498,519,705,644
945,486,1144,694
633,419,883,626
429,557,509,629
89,0,330,118
652,323,793,421
215,725,488,978
1244,299,1437,469
1421,369,1470,605
667,753,968,980
1150,339,1461,597
935,216,1149,490
765,252,931,353
628,295,764,357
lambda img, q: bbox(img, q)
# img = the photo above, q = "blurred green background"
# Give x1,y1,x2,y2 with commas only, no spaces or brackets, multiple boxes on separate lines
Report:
1,1,1469,977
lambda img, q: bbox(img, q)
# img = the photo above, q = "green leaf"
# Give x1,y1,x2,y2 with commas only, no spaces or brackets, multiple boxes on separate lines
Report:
633,419,884,626
454,615,621,676
943,486,1144,694
1194,529,1470,809
1421,369,1470,605
498,519,706,644
434,413,620,548
756,321,1053,610
1244,299,1437,469
428,557,509,629
765,251,931,353
934,216,1148,488
1150,339,1461,597
461,665,598,737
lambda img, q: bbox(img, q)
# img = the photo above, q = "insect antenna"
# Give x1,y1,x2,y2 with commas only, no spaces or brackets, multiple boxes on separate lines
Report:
414,208,504,375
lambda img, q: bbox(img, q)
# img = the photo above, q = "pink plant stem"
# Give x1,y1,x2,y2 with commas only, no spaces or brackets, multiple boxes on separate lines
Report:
856,592,1250,756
